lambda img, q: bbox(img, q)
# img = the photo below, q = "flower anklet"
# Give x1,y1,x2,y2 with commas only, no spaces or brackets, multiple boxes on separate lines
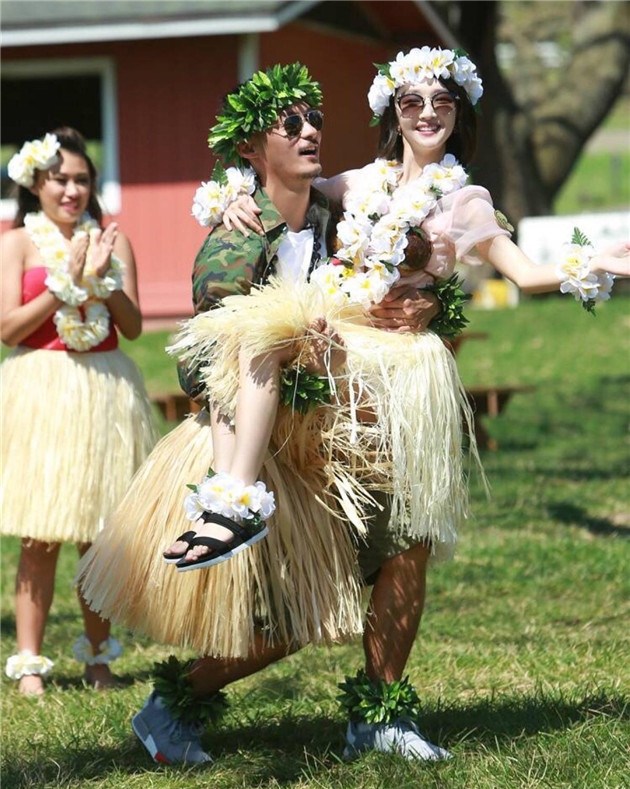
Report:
5,649,54,681
73,634,123,665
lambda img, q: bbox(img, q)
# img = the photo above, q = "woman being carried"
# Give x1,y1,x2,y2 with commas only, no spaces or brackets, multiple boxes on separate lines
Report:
171,47,628,574
1,128,158,694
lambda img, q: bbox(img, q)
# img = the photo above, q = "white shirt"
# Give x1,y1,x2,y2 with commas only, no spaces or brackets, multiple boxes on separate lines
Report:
276,227,325,283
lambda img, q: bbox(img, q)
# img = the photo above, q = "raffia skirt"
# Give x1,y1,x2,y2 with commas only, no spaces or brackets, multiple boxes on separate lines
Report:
78,279,478,658
1,346,158,544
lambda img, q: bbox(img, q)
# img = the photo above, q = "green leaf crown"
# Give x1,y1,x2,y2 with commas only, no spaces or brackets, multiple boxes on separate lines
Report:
208,62,323,166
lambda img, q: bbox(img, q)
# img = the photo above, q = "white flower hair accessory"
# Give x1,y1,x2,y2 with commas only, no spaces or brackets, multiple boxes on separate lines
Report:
192,161,256,228
7,133,61,187
368,47,483,122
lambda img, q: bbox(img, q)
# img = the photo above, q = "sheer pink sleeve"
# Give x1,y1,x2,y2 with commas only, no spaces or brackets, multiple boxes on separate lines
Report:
441,186,512,265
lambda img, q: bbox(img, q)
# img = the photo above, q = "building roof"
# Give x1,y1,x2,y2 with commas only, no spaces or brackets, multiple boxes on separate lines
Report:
1,0,321,46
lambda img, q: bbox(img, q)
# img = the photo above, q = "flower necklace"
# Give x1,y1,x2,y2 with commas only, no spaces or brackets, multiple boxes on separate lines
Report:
24,212,124,351
310,154,469,306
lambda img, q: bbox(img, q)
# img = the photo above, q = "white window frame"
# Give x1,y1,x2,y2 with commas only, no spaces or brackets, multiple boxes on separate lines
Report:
1,56,120,221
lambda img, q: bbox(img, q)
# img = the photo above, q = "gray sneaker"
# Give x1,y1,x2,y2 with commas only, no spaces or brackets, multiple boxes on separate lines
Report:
343,718,452,761
131,691,213,765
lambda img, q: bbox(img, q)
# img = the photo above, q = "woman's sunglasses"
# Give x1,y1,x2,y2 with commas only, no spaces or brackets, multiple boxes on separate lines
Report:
282,109,324,138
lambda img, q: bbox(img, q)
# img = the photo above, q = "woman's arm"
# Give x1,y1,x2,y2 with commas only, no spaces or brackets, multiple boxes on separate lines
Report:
102,230,143,340
0,230,66,347
312,169,363,204
477,234,630,293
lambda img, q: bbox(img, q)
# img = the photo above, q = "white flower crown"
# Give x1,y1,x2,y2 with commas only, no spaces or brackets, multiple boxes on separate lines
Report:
7,133,61,188
368,47,483,119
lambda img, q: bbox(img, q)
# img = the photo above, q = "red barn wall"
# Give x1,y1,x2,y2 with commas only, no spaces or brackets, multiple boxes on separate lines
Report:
1,25,393,318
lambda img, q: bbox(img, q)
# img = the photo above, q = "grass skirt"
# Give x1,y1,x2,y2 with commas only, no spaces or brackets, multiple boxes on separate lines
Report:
77,409,364,657
1,347,158,544
173,277,480,554
78,277,478,658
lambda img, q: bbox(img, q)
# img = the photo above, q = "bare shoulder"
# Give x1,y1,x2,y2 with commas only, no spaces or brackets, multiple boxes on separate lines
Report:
0,226,30,266
112,227,135,259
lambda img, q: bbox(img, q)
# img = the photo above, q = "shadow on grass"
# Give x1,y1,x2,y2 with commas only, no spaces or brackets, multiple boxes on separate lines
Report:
47,668,155,691
2,690,627,788
547,502,630,537
422,688,628,745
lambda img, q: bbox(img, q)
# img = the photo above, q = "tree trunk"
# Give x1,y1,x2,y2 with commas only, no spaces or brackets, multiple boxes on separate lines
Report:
433,0,630,224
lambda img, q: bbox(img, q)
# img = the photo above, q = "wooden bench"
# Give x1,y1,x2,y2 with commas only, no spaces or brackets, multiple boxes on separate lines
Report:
150,392,201,422
448,332,536,450
465,385,536,451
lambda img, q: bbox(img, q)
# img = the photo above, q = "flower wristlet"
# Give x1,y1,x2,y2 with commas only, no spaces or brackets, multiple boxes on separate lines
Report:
557,228,614,315
184,468,276,525
192,161,256,228
73,634,122,665
281,364,332,414
153,656,228,725
45,266,88,307
338,669,421,725
425,274,470,338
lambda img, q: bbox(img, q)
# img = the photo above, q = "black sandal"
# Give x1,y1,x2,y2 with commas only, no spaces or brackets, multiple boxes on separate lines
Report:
162,530,198,564
175,513,269,572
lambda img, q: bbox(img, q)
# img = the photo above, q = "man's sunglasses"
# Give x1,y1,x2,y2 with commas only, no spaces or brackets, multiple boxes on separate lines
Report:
282,109,324,138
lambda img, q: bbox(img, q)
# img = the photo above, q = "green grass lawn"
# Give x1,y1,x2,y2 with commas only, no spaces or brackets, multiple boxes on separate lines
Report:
2,296,629,788
554,151,630,215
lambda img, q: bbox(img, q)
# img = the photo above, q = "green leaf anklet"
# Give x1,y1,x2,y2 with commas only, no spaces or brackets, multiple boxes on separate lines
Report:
153,656,228,726
338,669,421,725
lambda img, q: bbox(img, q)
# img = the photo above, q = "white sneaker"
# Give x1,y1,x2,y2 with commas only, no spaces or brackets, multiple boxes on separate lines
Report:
344,718,452,761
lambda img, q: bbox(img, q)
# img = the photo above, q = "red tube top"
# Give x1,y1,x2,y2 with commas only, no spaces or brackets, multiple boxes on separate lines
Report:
20,267,118,352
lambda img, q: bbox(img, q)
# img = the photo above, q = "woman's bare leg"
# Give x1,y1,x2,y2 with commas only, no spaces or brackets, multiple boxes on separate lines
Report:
184,347,284,560
76,543,115,689
164,403,236,557
15,539,60,695
229,347,283,484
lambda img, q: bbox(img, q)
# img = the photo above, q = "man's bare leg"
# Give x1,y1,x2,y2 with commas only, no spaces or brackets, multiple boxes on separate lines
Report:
363,541,431,682
187,633,297,696
344,542,451,761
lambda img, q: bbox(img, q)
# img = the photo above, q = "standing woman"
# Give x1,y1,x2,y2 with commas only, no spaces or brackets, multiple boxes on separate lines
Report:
1,128,158,695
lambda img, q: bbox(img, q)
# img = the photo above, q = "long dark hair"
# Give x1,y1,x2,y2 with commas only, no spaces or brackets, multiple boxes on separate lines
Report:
13,127,102,228
377,77,478,166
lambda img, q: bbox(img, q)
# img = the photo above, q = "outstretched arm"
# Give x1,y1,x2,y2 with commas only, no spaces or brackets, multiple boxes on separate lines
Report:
477,234,630,293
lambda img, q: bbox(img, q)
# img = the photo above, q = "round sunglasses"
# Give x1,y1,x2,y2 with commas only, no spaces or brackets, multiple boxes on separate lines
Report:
281,109,324,138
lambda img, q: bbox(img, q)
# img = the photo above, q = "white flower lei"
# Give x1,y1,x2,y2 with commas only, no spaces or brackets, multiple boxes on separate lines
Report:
310,154,469,306
192,166,257,227
24,212,124,351
8,133,61,187
369,47,483,118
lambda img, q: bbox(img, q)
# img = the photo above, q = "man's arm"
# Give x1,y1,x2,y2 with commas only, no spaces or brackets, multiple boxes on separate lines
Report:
367,270,441,333
178,226,265,400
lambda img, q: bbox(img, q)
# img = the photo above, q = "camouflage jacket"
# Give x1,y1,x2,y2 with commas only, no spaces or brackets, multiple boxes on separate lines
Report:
179,186,340,399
